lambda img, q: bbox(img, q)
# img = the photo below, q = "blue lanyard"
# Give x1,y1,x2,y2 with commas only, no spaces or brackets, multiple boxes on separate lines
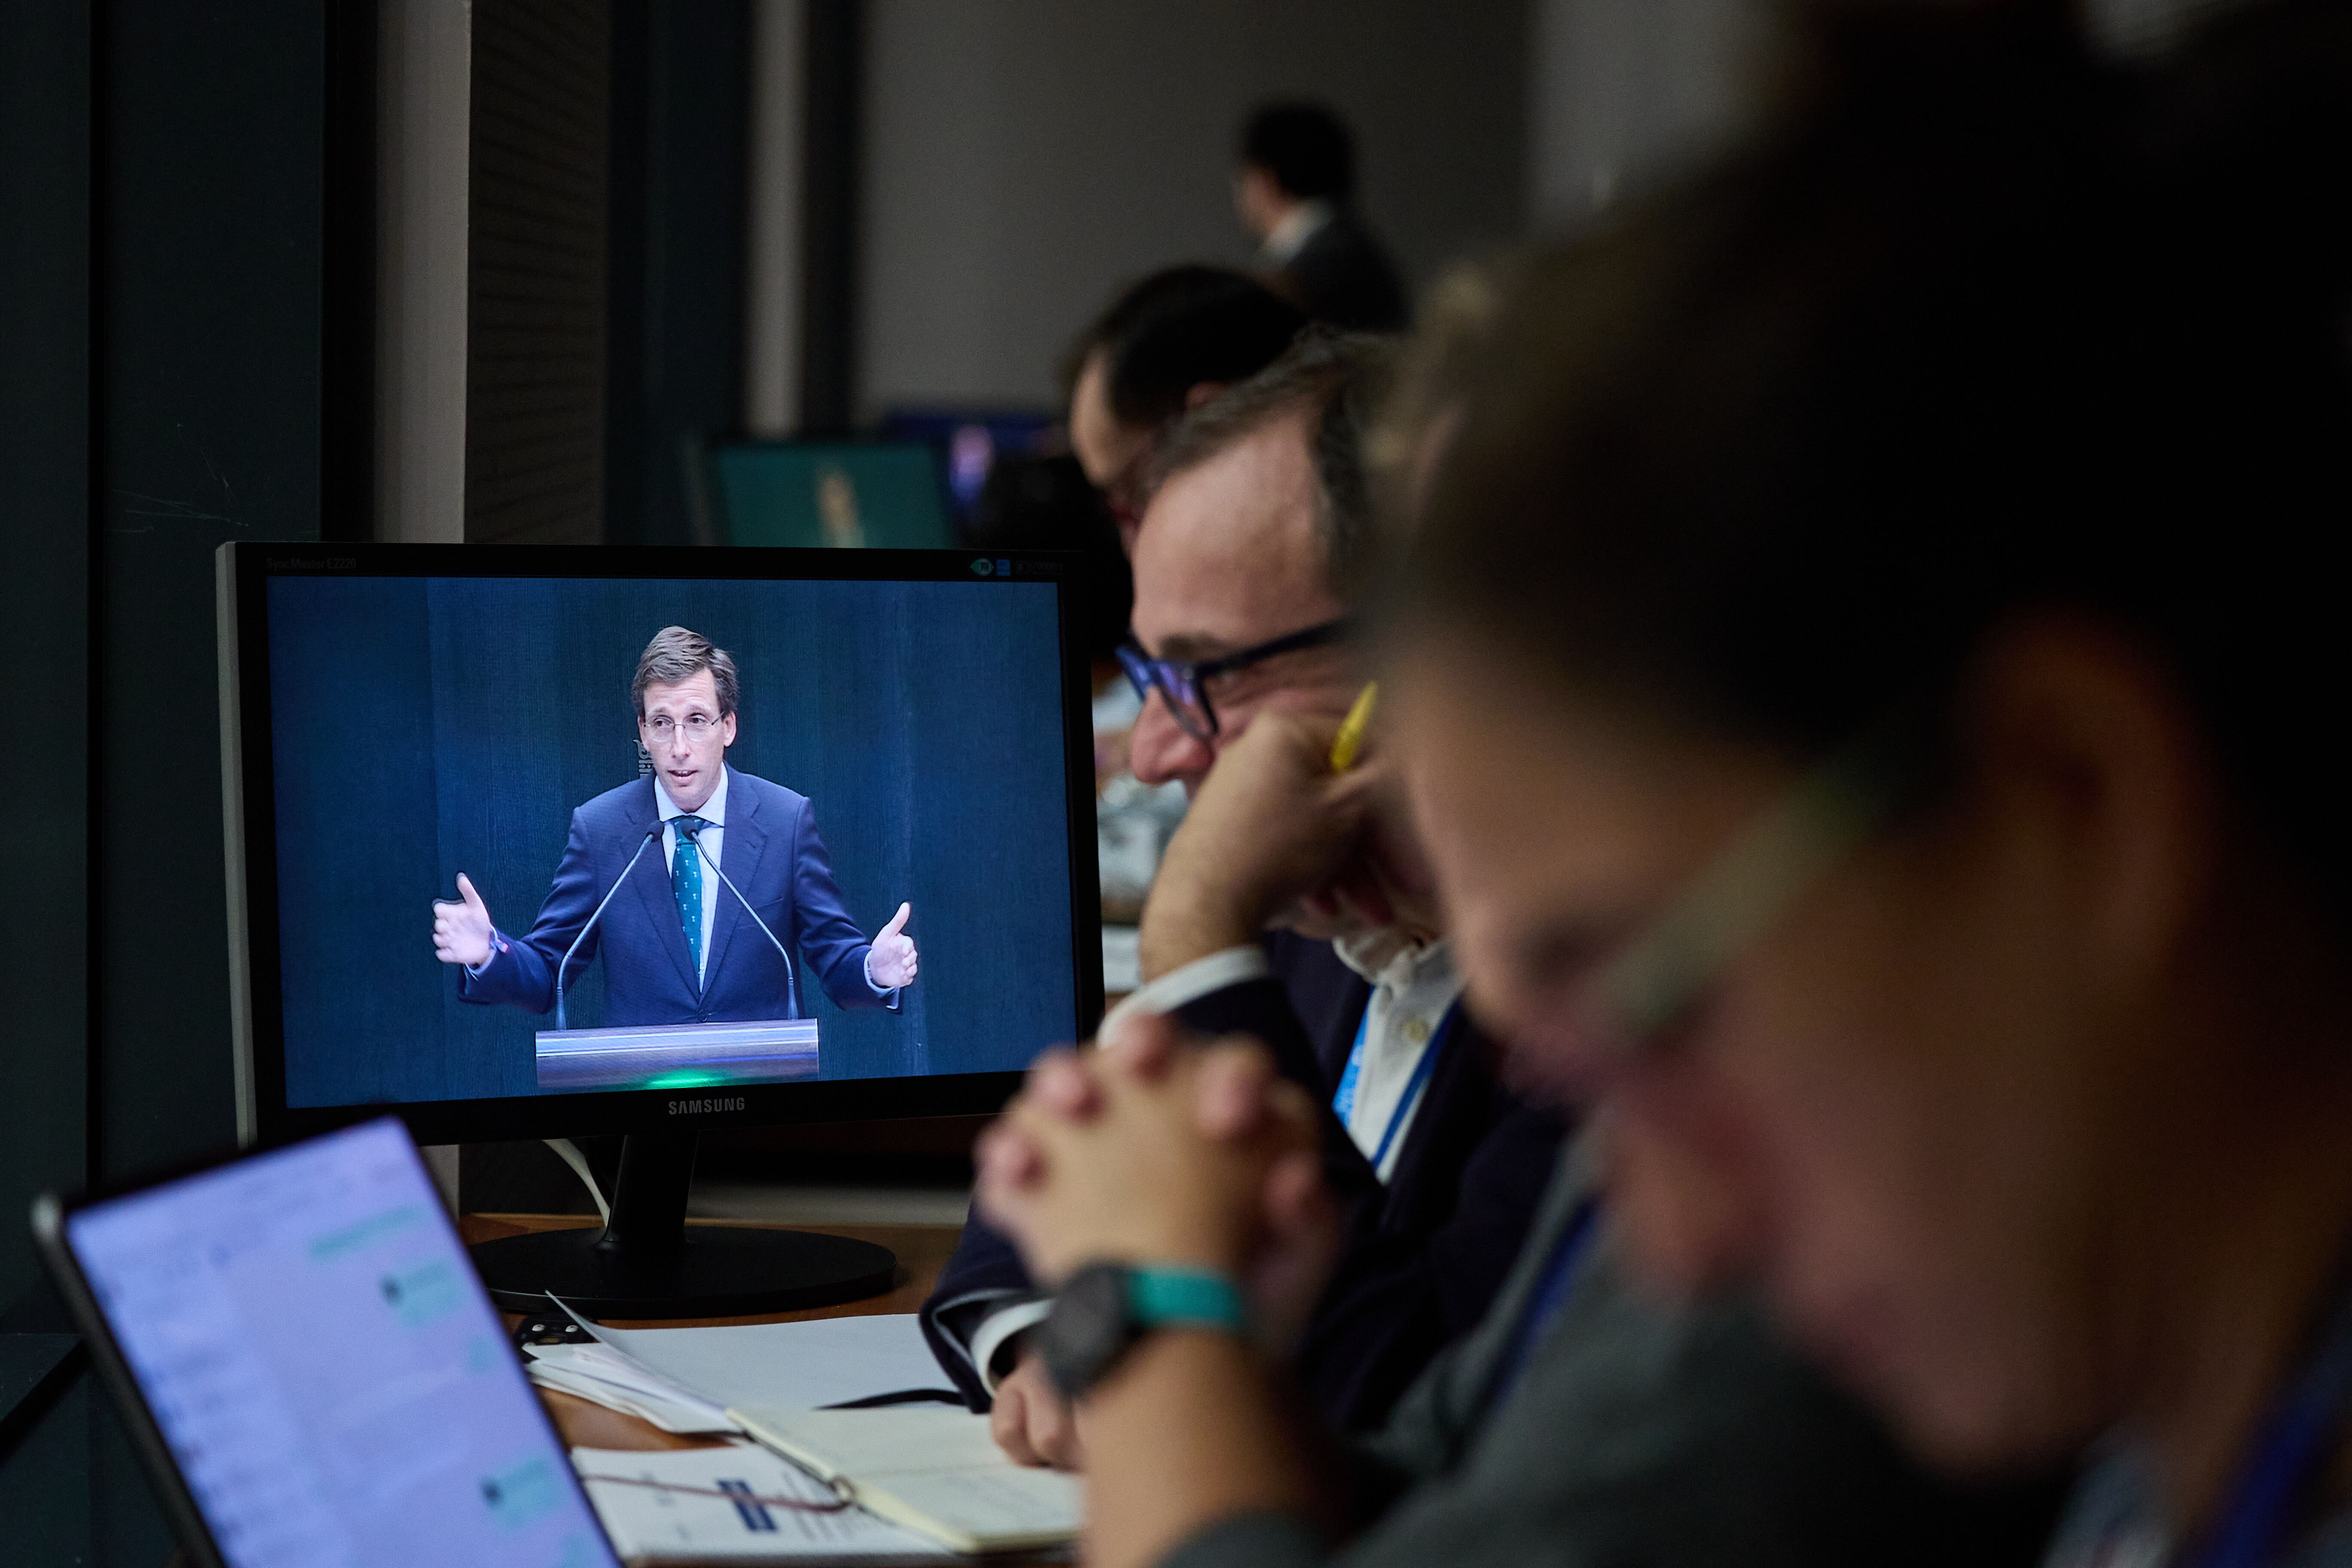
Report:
1492,1197,1601,1402
2187,1260,2352,1568
1331,1001,1457,1174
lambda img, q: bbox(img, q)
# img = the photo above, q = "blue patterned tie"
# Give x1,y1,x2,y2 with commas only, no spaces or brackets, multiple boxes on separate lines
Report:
671,815,707,985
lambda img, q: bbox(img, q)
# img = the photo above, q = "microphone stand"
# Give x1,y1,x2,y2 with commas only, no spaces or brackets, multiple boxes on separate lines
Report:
553,822,664,1031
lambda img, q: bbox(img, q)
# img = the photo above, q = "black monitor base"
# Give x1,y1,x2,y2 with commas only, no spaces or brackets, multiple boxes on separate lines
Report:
471,1225,897,1317
468,1131,898,1318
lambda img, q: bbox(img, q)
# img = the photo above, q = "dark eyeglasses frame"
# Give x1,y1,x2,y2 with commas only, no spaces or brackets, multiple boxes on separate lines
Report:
1587,705,1939,1060
1116,619,1353,743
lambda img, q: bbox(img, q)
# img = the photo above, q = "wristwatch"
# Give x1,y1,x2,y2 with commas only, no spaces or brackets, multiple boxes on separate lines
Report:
1035,1261,1252,1399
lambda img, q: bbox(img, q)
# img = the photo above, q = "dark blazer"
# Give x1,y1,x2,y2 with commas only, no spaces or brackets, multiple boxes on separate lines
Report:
1279,210,1410,332
921,931,1566,1431
458,768,897,1024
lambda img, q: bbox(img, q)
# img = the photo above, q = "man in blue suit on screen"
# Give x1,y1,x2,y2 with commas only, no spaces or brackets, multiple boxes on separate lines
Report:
429,625,919,1025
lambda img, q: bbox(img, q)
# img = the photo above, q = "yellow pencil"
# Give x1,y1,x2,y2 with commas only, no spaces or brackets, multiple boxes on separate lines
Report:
1329,681,1379,772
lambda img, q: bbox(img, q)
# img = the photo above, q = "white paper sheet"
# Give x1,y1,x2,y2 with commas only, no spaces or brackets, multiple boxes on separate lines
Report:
526,1341,741,1433
588,1313,952,1413
729,1408,1081,1555
572,1443,954,1563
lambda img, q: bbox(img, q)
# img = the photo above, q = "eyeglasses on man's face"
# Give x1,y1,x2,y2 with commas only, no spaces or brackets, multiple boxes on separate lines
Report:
1572,711,1932,1067
640,713,723,744
1116,619,1352,743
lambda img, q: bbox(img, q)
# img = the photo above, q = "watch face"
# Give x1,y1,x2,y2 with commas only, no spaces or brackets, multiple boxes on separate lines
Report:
1038,1264,1133,1399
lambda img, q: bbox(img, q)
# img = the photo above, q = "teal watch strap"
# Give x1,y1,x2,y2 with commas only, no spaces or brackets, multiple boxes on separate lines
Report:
1125,1265,1251,1338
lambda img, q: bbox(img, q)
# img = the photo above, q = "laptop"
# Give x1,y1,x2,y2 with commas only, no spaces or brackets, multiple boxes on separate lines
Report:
33,1117,622,1568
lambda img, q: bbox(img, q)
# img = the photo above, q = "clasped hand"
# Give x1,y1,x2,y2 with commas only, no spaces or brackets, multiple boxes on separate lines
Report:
975,1014,1344,1359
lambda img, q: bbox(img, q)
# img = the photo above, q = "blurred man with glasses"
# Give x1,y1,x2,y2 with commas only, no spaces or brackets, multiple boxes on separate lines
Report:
921,332,1564,1469
1064,266,1306,554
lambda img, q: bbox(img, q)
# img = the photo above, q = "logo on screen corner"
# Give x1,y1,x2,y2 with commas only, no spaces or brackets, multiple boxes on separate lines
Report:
668,1096,747,1115
969,557,994,576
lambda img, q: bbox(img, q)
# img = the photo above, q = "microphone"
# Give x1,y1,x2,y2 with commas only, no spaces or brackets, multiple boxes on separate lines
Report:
676,818,801,1021
553,822,664,1031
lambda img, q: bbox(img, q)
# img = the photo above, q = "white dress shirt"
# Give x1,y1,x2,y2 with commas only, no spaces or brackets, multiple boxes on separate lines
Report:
1328,931,1462,1183
1259,199,1335,268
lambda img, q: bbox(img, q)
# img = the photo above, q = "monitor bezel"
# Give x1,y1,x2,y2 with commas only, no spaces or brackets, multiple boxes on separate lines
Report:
219,542,1107,1148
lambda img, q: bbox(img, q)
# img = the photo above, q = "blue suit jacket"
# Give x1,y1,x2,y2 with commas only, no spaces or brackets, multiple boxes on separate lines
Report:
459,768,899,1025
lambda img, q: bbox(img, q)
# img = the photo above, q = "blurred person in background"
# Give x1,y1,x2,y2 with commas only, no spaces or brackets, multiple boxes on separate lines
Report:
1065,266,1306,553
1060,266,1308,907
923,332,1568,1472
962,4,2352,1567
1235,101,1409,333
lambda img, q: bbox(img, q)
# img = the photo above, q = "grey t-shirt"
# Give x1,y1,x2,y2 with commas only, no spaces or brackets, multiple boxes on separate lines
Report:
1160,1145,2063,1568
2042,1439,2352,1568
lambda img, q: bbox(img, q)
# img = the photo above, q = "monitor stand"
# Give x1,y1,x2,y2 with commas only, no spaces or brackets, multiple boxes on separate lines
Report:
467,1132,898,1317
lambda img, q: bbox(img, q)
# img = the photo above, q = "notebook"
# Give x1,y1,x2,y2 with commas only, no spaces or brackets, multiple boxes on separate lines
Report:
729,1407,1081,1555
572,1443,955,1565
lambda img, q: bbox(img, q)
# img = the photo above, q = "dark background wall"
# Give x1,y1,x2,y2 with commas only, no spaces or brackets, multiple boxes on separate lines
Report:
466,0,613,545
603,0,753,545
3,0,357,1556
263,576,1077,1105
93,2,339,1199
0,0,92,1332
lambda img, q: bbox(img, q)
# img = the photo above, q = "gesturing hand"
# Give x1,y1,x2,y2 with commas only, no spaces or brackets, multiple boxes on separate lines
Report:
868,901,918,989
432,873,493,968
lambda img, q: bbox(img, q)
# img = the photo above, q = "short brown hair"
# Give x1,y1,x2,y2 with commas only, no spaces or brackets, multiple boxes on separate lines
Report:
1400,0,2352,907
632,626,739,718
1145,327,1397,599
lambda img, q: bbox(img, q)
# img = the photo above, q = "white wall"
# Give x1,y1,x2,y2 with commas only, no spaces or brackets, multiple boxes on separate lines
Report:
1522,0,2247,235
745,0,807,436
1524,0,1766,231
854,0,1530,418
375,0,471,544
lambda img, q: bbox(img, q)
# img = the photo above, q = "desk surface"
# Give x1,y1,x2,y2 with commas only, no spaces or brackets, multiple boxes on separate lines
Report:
466,1215,1081,1567
463,1213,962,1454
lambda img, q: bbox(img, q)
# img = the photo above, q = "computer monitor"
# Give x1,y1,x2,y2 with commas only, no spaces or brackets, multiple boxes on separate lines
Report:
33,1117,623,1568
878,408,1059,521
217,543,1103,1315
710,440,957,550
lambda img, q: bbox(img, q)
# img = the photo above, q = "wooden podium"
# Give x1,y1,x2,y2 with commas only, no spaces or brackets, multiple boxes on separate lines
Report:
534,1018,820,1091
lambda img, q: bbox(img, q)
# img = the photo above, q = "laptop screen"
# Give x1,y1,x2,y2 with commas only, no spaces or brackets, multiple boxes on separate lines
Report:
63,1118,617,1568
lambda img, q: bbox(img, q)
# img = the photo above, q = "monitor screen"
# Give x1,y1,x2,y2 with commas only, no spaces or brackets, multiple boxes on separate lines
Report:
61,1117,619,1568
223,547,1099,1143
877,409,1059,519
711,441,955,550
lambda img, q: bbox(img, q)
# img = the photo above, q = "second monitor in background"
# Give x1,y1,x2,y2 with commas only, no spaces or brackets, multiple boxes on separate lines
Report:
879,409,1060,522
710,439,956,550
